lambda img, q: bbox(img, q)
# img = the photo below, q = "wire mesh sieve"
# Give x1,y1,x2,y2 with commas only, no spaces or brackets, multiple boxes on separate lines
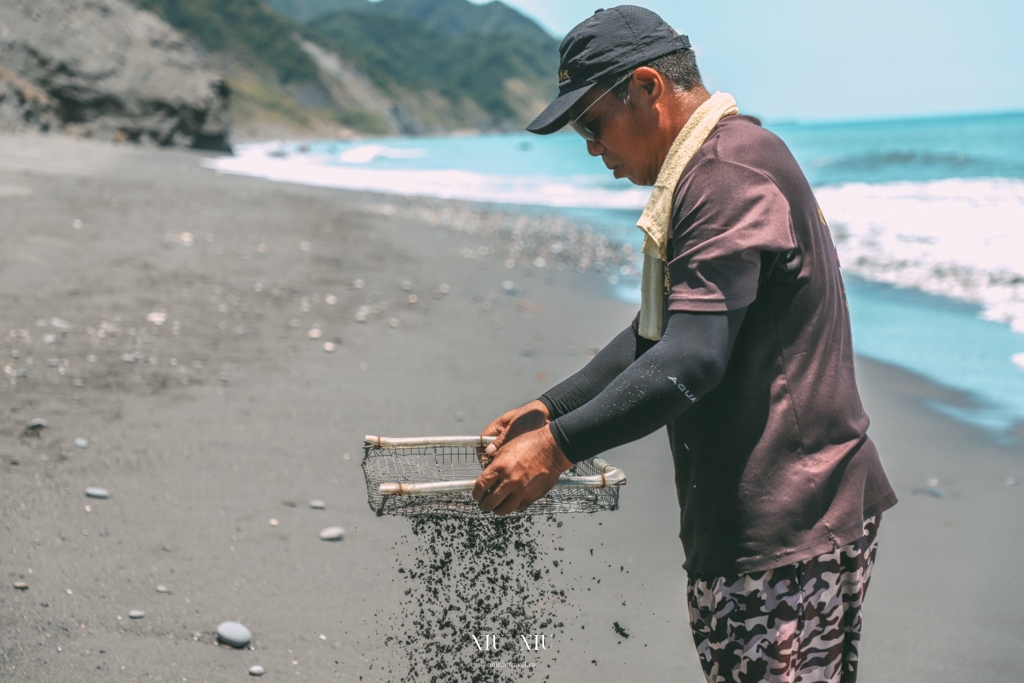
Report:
362,435,625,517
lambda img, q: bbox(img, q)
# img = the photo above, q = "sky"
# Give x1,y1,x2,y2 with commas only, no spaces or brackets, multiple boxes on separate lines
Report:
477,0,1024,123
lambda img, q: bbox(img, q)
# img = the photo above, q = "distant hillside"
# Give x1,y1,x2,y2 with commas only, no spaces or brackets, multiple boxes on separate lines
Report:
128,0,557,139
308,10,554,123
266,0,555,48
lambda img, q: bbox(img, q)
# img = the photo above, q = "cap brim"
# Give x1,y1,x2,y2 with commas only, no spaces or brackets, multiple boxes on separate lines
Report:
526,84,596,135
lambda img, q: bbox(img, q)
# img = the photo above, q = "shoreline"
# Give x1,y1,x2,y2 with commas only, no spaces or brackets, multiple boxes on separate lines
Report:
1,134,1022,682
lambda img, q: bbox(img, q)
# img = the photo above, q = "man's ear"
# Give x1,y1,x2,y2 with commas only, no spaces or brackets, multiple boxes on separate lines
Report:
632,66,665,102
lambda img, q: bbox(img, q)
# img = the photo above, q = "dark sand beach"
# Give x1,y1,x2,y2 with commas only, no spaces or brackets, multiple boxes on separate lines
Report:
1,134,1022,682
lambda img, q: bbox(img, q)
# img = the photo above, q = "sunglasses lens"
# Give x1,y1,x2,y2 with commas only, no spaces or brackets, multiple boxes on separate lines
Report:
568,119,596,142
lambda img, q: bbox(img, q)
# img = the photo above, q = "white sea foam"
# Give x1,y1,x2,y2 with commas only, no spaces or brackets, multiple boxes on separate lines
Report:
203,144,650,210
336,144,427,164
817,178,1024,335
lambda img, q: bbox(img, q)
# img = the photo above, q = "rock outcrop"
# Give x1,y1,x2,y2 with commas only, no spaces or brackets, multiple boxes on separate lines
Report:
0,0,230,150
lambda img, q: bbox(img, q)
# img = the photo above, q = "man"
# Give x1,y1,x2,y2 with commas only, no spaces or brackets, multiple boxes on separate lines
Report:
471,6,896,683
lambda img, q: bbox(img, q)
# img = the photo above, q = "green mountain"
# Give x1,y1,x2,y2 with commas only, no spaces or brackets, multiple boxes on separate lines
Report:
307,10,554,122
266,0,556,48
128,0,558,139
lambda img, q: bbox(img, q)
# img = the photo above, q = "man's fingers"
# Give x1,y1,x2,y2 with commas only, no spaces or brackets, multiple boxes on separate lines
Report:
485,433,505,456
514,500,532,513
479,482,513,513
472,465,502,503
492,491,524,516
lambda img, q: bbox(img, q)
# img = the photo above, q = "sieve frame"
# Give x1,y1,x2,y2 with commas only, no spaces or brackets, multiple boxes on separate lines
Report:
361,435,626,517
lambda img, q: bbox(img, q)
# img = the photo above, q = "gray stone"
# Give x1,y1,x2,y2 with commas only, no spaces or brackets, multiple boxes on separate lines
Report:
216,620,252,648
85,486,109,499
309,500,326,510
0,0,230,150
319,526,345,541
26,418,47,431
74,437,89,449
128,609,145,619
248,665,265,676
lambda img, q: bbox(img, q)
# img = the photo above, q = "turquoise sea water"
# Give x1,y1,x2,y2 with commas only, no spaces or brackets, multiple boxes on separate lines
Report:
210,111,1024,436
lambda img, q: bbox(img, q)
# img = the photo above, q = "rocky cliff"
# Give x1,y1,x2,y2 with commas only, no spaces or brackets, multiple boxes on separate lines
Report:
0,0,230,150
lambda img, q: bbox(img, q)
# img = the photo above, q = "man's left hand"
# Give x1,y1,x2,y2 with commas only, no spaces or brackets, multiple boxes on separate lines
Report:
472,425,573,516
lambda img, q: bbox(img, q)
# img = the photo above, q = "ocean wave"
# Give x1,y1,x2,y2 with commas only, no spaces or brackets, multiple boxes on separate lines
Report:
816,178,1024,334
202,148,650,210
336,144,427,164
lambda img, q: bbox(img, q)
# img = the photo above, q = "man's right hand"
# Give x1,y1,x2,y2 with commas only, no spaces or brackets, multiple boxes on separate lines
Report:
480,399,551,457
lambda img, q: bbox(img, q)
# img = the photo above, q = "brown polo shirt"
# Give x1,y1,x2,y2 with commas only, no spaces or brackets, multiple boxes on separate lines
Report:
658,114,897,576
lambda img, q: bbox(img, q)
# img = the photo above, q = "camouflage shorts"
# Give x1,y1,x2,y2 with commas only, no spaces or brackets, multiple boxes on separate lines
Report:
686,516,881,683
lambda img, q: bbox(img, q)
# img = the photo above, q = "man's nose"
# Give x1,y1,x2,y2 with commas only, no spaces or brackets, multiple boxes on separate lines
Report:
586,138,604,156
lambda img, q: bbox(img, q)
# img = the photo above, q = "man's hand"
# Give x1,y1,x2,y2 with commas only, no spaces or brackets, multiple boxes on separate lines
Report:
472,425,573,516
480,399,551,457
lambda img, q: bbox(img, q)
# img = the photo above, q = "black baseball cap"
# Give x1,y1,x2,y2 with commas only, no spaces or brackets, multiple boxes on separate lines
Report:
526,5,691,135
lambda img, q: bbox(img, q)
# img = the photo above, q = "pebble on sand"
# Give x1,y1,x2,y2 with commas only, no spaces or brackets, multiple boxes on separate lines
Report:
268,518,279,526
319,526,345,541
156,585,170,593
1007,477,1018,486
26,418,48,432
217,621,252,648
388,318,400,328
13,581,28,590
309,500,326,509
249,665,265,676
74,437,89,449
128,610,145,619
322,341,336,353
85,487,109,499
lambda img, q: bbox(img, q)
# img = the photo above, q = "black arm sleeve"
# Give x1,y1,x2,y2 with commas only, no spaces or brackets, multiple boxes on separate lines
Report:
549,308,747,463
538,325,640,419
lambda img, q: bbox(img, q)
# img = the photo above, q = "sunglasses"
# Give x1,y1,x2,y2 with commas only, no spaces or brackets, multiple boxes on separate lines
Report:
567,72,632,142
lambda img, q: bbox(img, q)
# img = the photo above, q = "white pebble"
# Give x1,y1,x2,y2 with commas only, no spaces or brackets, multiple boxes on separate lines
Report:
322,342,336,353
388,318,400,328
249,665,265,676
85,487,109,499
156,585,170,593
74,437,89,449
13,581,28,590
438,283,451,294
319,526,345,541
307,327,322,339
325,294,337,305
309,500,325,510
128,610,144,619
268,518,279,527
216,621,252,648
1007,477,1018,486
353,279,365,290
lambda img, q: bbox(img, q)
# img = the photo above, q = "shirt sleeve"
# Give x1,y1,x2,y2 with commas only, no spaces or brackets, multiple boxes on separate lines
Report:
667,158,797,313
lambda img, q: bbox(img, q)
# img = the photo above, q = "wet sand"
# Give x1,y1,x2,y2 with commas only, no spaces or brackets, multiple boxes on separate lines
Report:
1,134,1022,682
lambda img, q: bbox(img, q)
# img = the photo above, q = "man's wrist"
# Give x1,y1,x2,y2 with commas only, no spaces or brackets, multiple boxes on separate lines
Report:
545,424,574,472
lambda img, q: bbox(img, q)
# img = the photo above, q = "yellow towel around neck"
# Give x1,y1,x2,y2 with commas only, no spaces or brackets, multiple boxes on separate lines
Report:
636,91,738,340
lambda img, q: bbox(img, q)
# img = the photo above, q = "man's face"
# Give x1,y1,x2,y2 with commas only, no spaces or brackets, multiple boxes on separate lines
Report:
568,78,661,186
